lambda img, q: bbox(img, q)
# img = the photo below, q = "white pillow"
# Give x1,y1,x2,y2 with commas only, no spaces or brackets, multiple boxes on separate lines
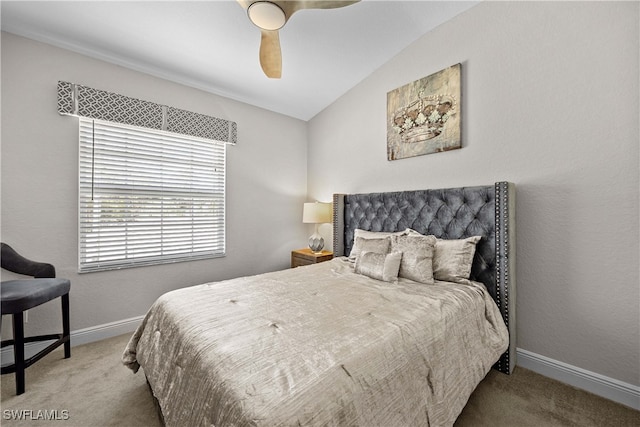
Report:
355,251,403,282
433,236,482,282
348,235,392,262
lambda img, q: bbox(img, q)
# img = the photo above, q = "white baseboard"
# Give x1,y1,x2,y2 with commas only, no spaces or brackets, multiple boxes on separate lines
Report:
3,320,638,411
517,348,640,410
70,315,144,347
1,315,144,366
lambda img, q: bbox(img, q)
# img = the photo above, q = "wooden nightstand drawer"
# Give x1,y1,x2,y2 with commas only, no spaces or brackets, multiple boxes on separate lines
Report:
291,248,333,268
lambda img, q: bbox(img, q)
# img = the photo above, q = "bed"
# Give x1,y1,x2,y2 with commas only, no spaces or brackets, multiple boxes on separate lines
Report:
123,182,516,427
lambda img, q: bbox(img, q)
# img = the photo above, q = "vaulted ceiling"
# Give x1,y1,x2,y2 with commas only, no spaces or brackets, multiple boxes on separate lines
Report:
1,1,479,120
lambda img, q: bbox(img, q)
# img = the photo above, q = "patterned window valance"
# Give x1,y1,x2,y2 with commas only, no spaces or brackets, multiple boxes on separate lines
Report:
57,81,237,144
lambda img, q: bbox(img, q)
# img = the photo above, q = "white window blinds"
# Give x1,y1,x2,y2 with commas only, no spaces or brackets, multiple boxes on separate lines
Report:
79,118,225,272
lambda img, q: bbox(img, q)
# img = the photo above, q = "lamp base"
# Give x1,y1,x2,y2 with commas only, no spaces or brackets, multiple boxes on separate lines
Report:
308,232,325,253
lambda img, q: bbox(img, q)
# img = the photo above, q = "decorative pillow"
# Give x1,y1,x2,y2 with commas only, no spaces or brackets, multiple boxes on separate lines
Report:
391,234,437,284
348,235,391,261
433,236,482,282
354,251,403,282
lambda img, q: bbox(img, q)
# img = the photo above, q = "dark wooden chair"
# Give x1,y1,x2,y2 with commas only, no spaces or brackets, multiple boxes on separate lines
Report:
1,243,70,395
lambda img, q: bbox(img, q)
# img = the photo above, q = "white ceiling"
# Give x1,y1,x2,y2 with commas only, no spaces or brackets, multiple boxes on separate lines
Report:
1,0,479,121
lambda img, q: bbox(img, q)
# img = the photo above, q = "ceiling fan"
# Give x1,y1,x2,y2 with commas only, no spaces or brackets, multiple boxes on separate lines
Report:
238,1,360,79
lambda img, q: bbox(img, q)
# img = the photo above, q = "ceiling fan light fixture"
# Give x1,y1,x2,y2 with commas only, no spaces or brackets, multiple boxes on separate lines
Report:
247,1,286,31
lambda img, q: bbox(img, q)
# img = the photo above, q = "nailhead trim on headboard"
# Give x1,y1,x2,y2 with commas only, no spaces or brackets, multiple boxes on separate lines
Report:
494,181,515,374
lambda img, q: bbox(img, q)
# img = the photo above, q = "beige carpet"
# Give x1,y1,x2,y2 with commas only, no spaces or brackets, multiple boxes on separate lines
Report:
1,334,638,426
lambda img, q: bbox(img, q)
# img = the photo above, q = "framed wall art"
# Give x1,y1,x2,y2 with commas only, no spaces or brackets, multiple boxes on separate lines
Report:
387,63,461,161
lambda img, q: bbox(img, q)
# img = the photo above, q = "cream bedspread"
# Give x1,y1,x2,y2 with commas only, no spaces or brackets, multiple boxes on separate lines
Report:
123,258,508,427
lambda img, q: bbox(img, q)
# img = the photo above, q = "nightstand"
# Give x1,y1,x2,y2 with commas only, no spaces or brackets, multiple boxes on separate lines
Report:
291,248,333,268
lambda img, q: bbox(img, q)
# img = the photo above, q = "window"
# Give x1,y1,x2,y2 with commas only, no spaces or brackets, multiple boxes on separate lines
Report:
78,118,225,272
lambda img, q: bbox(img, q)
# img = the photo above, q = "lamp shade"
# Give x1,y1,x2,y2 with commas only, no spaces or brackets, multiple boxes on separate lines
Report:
302,202,332,224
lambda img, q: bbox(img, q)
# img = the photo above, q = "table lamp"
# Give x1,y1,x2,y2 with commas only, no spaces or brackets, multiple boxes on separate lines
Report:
302,202,332,253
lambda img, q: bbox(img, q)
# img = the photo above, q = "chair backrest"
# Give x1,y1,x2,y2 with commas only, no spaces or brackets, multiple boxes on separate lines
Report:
1,243,56,278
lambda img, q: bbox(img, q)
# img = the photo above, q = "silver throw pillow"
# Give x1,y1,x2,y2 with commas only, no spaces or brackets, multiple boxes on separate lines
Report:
355,251,403,282
433,236,482,282
392,234,437,284
349,236,391,262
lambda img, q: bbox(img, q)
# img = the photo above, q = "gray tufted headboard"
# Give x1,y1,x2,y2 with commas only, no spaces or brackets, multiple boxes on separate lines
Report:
333,182,516,374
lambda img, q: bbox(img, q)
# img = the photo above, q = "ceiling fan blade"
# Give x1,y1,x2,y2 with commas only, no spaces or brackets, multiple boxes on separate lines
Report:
260,29,282,79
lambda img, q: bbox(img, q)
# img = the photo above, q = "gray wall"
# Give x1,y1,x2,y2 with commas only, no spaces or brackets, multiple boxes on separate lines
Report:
1,33,308,334
307,1,639,386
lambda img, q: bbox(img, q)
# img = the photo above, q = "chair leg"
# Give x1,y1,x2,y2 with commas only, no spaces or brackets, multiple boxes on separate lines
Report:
12,312,25,395
62,294,70,359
